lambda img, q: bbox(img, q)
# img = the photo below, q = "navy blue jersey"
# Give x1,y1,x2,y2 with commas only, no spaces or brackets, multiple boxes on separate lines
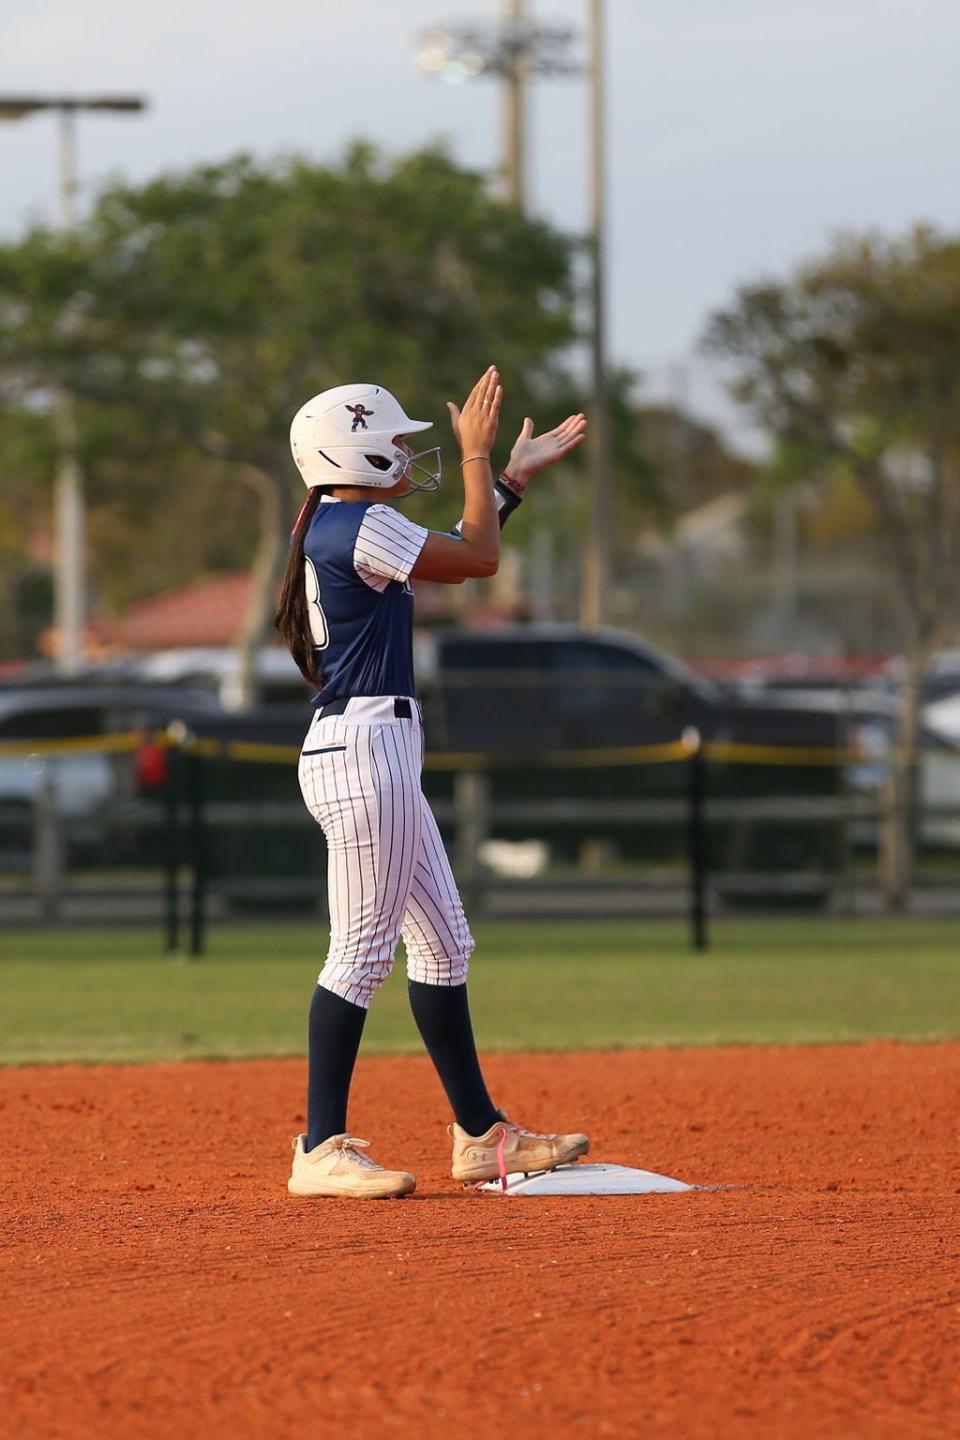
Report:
302,496,429,705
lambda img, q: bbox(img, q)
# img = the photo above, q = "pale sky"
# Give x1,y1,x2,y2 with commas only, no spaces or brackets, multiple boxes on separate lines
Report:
1,0,958,447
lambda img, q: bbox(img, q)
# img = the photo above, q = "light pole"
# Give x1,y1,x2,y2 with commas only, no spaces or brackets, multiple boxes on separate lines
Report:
503,0,527,206
417,6,583,627
418,5,612,628
0,95,147,674
580,0,610,629
417,4,578,207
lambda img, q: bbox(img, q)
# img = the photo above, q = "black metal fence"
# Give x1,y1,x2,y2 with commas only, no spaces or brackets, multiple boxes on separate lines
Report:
3,727,960,949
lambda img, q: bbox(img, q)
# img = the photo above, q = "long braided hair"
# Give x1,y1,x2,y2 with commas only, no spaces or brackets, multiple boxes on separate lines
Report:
275,487,326,686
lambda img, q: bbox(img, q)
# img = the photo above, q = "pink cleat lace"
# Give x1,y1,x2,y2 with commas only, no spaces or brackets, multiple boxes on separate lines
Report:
450,1114,590,1187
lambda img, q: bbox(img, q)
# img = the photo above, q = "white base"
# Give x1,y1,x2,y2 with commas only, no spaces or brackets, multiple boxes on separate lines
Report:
479,1163,694,1196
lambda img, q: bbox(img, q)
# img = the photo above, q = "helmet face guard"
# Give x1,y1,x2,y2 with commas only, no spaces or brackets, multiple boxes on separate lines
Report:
399,445,442,493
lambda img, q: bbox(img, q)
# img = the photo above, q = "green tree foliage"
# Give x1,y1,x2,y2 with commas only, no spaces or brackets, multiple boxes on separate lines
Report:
704,226,960,653
0,144,654,668
68,144,580,480
704,225,960,905
634,404,754,515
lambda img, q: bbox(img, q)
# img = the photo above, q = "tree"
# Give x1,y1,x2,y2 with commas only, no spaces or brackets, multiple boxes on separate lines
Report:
634,403,755,512
704,226,960,907
0,144,595,693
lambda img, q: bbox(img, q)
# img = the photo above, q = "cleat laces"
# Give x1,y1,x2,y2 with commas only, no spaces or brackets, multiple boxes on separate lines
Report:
464,1117,569,1192
494,1121,557,1192
333,1136,381,1170
497,1125,510,1192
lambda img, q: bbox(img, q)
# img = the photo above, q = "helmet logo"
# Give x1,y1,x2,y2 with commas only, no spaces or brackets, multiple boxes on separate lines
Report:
346,403,375,431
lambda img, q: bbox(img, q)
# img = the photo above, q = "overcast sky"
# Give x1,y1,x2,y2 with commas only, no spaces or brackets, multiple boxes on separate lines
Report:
2,0,958,444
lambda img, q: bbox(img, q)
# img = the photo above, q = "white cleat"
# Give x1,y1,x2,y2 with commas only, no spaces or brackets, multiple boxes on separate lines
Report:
288,1133,416,1199
450,1114,590,1187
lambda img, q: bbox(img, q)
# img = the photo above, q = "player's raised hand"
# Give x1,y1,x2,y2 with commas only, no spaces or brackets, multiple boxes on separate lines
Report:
447,365,502,460
506,412,587,490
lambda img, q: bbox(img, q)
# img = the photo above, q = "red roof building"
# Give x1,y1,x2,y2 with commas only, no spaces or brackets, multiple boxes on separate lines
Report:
71,572,466,660
86,574,253,654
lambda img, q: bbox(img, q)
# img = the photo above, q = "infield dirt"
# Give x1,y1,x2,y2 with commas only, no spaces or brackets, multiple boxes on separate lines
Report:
3,1042,958,1439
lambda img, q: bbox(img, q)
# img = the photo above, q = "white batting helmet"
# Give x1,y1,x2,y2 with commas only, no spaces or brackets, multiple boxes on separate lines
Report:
290,383,442,492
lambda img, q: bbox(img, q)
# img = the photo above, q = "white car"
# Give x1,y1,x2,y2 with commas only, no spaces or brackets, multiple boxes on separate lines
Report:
735,685,960,849
129,647,312,709
925,693,960,746
0,682,222,868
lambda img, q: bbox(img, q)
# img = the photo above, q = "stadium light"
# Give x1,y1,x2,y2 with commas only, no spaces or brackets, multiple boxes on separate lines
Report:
417,4,580,205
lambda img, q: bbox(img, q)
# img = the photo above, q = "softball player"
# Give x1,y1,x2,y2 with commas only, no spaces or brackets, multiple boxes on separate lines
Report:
277,367,588,1197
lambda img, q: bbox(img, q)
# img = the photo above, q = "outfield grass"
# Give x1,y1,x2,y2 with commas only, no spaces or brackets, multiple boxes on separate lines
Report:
1,919,958,1064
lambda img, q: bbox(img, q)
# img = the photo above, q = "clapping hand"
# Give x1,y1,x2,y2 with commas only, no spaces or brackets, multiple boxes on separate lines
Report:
447,366,502,460
505,412,588,490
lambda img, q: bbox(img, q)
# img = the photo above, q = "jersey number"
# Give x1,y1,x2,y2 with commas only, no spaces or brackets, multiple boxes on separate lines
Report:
304,558,330,650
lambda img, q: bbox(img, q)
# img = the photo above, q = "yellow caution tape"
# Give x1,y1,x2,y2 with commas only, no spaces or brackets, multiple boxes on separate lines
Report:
0,730,951,770
0,732,145,759
424,739,692,771
0,730,300,765
216,740,302,765
552,738,692,767
701,740,859,767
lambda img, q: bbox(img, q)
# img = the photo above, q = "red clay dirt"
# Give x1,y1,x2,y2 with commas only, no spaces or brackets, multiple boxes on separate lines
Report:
2,1043,959,1440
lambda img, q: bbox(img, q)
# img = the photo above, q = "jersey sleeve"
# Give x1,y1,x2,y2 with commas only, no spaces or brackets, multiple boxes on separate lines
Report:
353,504,430,591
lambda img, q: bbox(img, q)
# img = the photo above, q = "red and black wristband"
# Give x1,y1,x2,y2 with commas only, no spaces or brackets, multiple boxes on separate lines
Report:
452,474,524,537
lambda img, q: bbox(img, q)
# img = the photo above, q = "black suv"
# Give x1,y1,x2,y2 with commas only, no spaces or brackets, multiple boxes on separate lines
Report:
418,625,841,752
406,626,845,895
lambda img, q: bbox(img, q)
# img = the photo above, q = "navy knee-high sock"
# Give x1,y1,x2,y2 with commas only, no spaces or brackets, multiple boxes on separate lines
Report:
306,985,368,1151
407,980,499,1137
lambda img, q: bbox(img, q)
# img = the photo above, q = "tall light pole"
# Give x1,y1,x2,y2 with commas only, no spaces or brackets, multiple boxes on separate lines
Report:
502,0,528,206
417,6,582,627
418,6,613,628
0,95,147,673
580,0,610,629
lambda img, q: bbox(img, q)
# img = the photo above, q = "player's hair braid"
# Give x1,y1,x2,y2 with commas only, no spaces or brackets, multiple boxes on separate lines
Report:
275,486,327,687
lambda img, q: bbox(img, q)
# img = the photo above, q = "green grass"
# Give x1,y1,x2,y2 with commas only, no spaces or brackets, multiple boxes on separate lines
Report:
1,919,958,1065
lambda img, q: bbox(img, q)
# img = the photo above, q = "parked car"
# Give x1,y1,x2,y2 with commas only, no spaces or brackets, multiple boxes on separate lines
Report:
739,649,960,749
407,626,852,900
128,647,313,709
925,694,960,746
0,681,223,872
416,625,843,753
886,648,960,705
722,680,960,849
11,631,954,911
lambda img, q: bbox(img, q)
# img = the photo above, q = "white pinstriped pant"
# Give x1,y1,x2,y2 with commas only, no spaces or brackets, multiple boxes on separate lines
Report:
297,697,475,1008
